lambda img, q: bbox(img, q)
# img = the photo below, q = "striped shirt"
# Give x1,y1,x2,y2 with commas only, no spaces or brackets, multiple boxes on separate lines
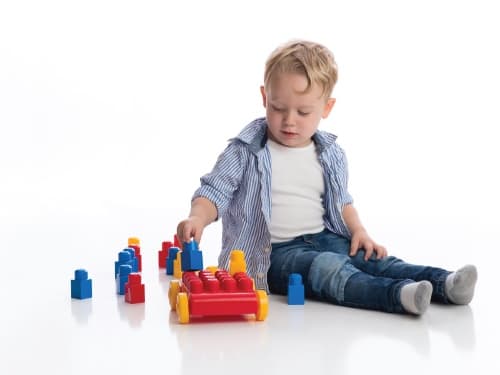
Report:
193,117,353,292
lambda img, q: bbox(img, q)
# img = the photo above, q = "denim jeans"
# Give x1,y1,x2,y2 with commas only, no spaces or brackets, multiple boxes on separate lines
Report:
267,229,451,313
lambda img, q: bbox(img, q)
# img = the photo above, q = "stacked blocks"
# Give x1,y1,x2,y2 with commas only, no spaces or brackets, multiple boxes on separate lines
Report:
158,241,173,268
127,237,142,272
166,247,180,275
181,240,203,271
71,269,92,299
117,264,133,295
125,273,145,304
123,248,138,272
287,273,305,305
115,251,134,278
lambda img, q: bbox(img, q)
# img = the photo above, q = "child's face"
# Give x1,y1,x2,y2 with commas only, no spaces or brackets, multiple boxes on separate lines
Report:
260,72,335,148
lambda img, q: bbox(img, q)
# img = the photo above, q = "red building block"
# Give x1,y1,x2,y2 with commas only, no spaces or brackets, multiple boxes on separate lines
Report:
158,241,173,268
125,273,145,304
169,269,268,323
174,234,182,248
128,245,142,272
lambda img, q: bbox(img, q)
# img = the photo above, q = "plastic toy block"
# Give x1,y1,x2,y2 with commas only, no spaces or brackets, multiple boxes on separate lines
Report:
124,248,138,272
173,251,182,279
287,273,305,305
229,250,247,276
166,247,180,275
128,244,142,272
125,273,145,304
116,264,133,295
174,234,182,248
71,269,92,299
181,240,203,271
168,269,269,323
205,266,218,274
128,237,140,246
158,241,173,268
115,251,134,278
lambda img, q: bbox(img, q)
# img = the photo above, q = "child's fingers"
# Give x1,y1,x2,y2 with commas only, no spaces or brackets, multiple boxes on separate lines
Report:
350,239,359,256
363,244,374,260
193,227,203,244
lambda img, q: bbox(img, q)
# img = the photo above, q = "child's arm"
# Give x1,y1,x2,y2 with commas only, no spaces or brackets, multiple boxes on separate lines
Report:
342,204,387,260
177,197,218,244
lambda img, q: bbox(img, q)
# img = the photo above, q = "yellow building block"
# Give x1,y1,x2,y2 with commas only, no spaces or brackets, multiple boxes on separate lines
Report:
128,237,140,246
229,250,247,276
173,251,182,279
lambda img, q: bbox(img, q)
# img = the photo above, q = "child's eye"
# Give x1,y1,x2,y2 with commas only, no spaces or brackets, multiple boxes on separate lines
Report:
271,105,284,112
298,111,310,116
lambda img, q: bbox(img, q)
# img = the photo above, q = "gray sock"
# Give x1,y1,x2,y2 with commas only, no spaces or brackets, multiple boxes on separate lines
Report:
401,281,433,315
445,265,478,305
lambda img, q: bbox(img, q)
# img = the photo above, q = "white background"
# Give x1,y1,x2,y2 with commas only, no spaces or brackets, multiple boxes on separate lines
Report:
1,1,499,374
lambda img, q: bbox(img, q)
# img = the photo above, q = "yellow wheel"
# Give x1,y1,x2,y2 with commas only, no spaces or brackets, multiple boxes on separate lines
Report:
255,290,268,321
176,292,190,324
168,280,180,311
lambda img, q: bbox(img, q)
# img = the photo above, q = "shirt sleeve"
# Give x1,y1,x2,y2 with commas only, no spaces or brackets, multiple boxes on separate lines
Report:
333,145,354,206
192,142,246,219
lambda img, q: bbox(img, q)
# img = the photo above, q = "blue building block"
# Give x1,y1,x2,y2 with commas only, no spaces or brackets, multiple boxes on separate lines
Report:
123,248,138,272
71,269,92,299
166,246,180,275
287,273,305,305
181,240,203,271
116,264,132,295
115,251,134,278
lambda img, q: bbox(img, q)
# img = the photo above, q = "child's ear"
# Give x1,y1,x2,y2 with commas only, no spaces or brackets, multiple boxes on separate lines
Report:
322,98,336,118
260,86,267,108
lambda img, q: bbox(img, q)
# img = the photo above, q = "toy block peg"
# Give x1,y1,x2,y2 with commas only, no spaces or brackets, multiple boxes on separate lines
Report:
115,251,133,278
229,250,247,276
125,273,145,304
117,265,133,295
166,247,180,275
158,241,173,268
181,240,203,271
287,273,305,305
71,269,92,299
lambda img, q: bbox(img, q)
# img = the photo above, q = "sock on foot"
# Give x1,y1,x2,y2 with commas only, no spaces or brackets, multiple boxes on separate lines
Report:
445,265,478,305
401,281,433,315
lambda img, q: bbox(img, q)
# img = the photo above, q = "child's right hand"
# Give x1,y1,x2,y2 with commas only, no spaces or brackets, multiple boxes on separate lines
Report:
177,216,205,245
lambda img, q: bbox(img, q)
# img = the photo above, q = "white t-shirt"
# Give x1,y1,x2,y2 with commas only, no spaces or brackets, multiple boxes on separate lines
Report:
267,138,325,243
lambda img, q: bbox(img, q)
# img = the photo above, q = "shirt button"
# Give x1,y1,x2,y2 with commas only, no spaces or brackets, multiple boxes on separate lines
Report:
256,272,265,279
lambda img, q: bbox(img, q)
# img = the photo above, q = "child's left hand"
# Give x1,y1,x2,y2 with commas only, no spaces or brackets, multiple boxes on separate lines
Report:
349,229,388,261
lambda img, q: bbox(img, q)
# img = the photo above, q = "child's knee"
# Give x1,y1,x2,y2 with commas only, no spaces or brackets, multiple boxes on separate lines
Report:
308,252,358,302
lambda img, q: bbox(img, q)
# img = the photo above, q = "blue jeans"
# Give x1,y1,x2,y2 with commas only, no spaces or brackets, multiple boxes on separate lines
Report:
267,229,451,313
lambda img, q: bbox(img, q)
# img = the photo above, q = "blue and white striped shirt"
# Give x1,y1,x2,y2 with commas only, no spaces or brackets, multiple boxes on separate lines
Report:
193,117,353,292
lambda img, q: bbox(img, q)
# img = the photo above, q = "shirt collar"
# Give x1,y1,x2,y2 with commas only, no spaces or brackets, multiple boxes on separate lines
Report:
232,117,338,154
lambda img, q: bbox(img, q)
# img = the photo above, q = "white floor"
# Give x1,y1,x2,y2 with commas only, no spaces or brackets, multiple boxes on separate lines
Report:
1,211,498,375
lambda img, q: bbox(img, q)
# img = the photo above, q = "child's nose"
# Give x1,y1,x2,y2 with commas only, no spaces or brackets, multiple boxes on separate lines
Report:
283,111,296,126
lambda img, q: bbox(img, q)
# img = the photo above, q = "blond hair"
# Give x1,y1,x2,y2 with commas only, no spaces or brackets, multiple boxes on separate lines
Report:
264,40,338,99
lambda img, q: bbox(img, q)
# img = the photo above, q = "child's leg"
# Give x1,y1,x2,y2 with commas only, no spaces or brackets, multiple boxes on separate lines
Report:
268,235,431,314
284,230,477,305
311,252,432,314
349,252,478,304
307,230,453,304
349,252,451,303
